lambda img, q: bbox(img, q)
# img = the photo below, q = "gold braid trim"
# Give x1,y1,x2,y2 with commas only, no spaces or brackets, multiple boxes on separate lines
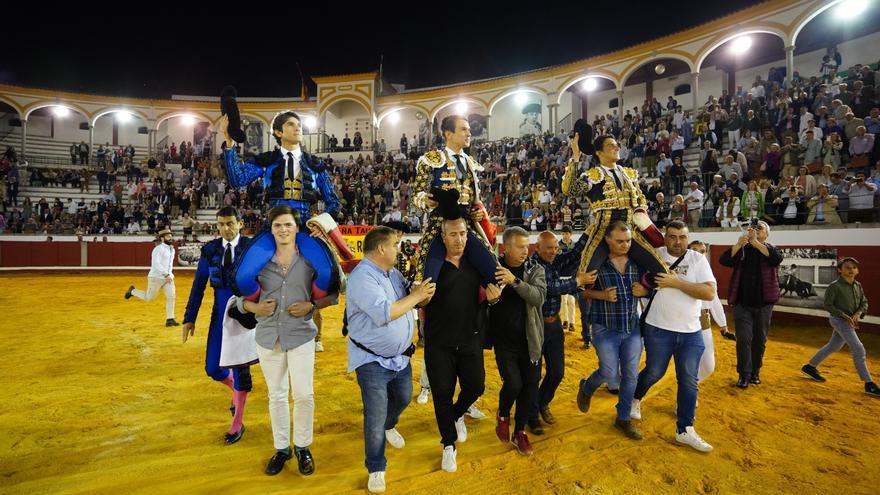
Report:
578,209,612,274
631,227,670,273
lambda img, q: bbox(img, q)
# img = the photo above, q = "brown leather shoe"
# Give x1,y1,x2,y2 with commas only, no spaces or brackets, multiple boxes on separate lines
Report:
539,406,556,425
614,418,643,440
576,379,592,413
511,430,533,455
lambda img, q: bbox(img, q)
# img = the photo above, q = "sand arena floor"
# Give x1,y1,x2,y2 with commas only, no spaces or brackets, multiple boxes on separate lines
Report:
1,272,878,494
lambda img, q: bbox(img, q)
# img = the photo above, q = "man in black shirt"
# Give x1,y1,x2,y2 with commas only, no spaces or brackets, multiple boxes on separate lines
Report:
423,216,486,473
719,220,783,388
488,226,547,456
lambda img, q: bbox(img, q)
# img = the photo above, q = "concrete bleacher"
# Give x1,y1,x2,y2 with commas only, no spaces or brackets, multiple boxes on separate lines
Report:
13,163,220,233
0,133,150,164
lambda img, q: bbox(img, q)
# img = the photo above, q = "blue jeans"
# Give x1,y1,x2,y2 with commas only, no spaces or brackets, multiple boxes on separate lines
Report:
355,361,413,473
634,324,704,433
581,323,642,420
809,317,874,383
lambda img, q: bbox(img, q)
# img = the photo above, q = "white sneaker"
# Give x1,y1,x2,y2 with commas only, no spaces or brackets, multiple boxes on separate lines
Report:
315,341,324,352
465,404,486,420
368,471,386,493
454,416,467,442
385,428,405,449
675,426,713,452
441,445,457,472
417,388,430,404
630,399,642,420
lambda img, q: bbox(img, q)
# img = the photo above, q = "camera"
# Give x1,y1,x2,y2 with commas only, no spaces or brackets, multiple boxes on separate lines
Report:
749,218,760,228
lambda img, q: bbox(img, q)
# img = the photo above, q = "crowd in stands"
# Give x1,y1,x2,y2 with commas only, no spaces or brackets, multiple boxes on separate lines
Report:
1,49,878,236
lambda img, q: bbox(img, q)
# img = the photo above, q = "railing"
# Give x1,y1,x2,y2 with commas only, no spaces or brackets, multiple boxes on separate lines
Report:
558,113,572,134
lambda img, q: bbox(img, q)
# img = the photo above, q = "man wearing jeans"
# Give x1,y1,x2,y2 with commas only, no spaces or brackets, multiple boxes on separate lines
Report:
346,226,436,493
528,230,594,434
631,220,717,452
801,257,880,397
719,220,783,389
576,222,648,440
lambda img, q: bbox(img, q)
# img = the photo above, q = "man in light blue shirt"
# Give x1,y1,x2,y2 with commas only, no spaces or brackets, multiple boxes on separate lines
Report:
656,153,673,177
346,226,436,493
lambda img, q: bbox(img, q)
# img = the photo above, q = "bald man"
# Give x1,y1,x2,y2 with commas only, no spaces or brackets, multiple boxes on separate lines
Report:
527,230,596,433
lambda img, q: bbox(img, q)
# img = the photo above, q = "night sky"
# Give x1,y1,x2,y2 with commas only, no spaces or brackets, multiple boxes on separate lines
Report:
3,1,779,99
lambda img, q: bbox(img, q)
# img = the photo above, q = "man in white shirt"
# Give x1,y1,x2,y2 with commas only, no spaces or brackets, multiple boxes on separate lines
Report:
798,107,814,135
125,228,179,326
631,220,717,452
684,182,704,227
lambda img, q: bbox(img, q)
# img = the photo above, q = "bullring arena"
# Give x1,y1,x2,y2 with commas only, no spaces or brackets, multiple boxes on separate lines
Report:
2,1,880,493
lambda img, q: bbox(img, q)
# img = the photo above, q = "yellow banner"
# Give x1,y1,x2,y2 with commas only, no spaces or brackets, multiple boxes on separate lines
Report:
340,225,375,261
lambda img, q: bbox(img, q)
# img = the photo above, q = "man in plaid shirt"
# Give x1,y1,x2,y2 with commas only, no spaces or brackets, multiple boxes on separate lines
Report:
528,231,597,434
576,221,649,440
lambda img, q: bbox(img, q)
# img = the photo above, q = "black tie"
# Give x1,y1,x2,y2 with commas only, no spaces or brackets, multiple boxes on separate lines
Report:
223,243,232,269
609,168,623,189
453,154,467,180
287,152,295,181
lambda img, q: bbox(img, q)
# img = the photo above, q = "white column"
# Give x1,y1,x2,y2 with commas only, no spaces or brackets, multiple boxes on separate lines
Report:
616,90,624,121
785,45,796,85
546,104,557,134
88,125,94,164
691,72,700,111
21,119,27,159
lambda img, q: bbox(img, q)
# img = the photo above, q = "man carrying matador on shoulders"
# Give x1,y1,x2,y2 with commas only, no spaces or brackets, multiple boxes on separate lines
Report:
411,114,498,286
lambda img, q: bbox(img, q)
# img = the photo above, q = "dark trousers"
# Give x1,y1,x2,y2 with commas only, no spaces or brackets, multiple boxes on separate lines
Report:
578,291,592,343
495,347,540,432
732,304,774,377
424,340,486,447
531,320,565,421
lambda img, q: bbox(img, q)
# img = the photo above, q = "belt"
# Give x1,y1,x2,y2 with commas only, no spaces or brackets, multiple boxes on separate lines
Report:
543,314,559,324
350,337,416,359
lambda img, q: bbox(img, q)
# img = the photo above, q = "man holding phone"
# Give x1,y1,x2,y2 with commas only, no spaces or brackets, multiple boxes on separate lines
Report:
719,220,783,389
844,172,877,223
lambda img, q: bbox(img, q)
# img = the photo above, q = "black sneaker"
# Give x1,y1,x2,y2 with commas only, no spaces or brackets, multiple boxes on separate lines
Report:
166,318,181,327
801,364,826,382
527,419,544,436
749,373,761,385
295,447,316,475
736,376,749,389
265,449,291,475
577,379,593,413
866,382,880,397
124,285,134,299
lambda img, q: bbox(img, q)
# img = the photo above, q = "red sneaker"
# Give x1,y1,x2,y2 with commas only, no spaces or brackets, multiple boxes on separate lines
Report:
512,430,533,456
495,416,510,443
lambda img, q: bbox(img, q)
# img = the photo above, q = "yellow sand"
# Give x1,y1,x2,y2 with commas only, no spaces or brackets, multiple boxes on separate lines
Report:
1,273,878,495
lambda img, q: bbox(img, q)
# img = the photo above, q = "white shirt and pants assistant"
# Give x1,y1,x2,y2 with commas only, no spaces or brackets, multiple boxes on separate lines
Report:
131,242,177,319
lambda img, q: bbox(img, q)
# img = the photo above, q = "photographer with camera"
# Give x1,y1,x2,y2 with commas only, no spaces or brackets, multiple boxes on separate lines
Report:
844,172,877,223
719,220,783,389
